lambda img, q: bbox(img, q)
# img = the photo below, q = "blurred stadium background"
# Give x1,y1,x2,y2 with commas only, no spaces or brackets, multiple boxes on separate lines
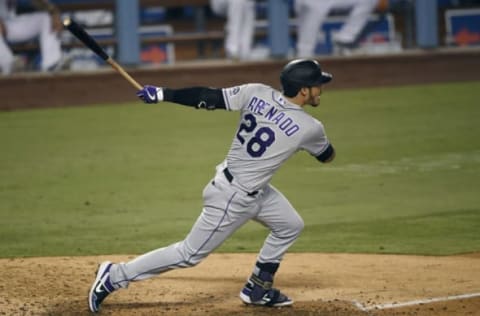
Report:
0,0,479,110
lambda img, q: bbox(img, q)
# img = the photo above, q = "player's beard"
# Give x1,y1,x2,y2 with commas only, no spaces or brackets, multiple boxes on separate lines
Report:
310,95,320,107
308,88,320,107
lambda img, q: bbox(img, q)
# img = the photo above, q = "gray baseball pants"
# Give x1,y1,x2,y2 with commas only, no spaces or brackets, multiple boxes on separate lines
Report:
109,171,304,289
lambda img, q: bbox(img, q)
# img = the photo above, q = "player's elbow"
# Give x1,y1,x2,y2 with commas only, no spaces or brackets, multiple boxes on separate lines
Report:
323,149,335,163
316,144,335,163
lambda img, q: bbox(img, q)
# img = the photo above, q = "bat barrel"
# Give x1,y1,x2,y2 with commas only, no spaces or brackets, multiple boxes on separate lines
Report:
63,17,109,61
63,17,143,91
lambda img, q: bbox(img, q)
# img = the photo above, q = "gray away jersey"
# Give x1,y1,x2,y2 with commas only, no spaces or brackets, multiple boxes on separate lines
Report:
220,83,331,192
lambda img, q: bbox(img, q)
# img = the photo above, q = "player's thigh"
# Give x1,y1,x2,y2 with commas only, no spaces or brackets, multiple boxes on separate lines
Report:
5,13,50,42
256,185,304,234
184,180,258,253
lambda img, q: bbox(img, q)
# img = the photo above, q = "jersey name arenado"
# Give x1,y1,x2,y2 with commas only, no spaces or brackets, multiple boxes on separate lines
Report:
221,83,330,192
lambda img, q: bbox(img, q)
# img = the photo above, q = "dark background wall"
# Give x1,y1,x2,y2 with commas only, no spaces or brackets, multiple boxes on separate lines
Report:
1,49,479,111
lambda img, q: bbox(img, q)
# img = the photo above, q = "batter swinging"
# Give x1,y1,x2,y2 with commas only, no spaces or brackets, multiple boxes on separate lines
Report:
88,59,335,312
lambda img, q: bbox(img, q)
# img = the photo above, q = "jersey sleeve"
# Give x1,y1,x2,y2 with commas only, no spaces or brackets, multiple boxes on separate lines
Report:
300,119,331,157
221,84,254,111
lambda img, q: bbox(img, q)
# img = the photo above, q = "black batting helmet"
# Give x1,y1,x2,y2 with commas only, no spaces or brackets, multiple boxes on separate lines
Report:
280,59,333,97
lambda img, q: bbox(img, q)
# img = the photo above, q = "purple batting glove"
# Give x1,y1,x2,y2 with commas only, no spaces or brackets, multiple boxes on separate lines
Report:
136,85,163,104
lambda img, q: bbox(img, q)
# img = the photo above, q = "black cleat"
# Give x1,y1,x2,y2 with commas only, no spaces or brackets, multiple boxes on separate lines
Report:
88,261,115,312
239,280,293,307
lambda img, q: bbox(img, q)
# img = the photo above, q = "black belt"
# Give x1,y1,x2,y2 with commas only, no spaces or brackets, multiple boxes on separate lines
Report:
223,168,259,196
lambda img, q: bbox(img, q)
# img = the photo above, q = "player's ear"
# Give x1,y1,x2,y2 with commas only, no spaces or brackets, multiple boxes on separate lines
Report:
299,87,309,97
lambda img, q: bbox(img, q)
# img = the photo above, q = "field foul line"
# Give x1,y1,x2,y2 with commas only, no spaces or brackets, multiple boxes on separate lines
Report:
352,292,480,311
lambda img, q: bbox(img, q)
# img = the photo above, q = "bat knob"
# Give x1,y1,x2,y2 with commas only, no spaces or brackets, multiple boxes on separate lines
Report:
63,17,72,27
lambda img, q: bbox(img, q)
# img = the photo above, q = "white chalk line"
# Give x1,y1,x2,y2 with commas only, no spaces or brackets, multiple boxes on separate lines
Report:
352,292,480,311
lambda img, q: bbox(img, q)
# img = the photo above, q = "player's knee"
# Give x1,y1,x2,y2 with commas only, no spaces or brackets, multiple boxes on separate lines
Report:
291,216,305,236
35,12,52,30
177,241,209,267
185,253,207,267
280,215,304,238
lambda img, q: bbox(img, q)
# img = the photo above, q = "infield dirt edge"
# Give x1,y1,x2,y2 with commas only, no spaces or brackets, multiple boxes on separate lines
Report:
1,252,479,315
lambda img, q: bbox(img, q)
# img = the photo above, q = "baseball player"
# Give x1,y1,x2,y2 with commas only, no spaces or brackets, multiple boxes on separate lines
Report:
295,0,379,57
209,0,255,60
0,0,63,75
88,59,335,313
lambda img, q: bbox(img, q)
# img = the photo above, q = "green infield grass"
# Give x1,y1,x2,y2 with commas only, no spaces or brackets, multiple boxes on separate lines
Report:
0,81,479,258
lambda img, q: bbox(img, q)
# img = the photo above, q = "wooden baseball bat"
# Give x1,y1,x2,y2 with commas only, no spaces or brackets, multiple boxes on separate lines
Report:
63,17,143,90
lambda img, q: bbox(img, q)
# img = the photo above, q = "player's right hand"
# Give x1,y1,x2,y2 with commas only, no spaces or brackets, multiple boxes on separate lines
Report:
136,85,164,104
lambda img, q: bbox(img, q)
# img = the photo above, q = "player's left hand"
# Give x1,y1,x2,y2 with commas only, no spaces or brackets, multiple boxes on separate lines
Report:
136,85,163,104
